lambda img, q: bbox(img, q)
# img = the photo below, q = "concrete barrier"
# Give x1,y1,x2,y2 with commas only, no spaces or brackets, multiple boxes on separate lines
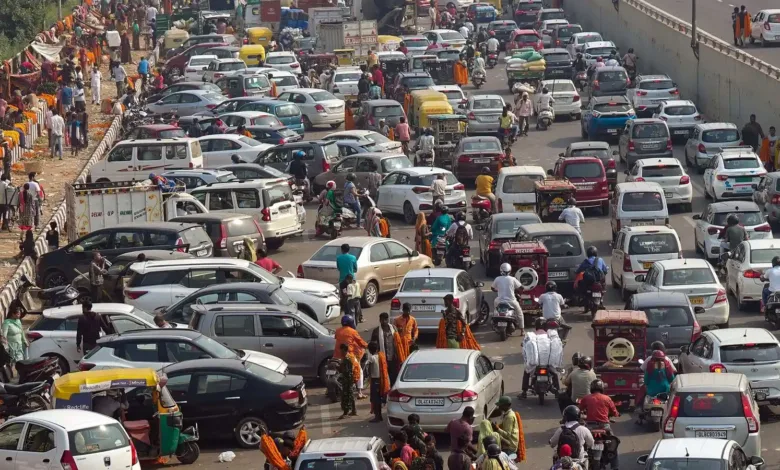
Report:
567,0,780,125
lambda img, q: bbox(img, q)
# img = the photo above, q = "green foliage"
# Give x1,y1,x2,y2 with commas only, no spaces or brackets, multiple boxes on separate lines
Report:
37,81,57,94
0,0,79,62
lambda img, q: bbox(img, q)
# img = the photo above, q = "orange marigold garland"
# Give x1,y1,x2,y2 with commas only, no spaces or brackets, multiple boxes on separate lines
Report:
261,434,290,470
514,412,526,463
378,352,390,396
290,426,307,458
393,331,409,364
435,319,481,350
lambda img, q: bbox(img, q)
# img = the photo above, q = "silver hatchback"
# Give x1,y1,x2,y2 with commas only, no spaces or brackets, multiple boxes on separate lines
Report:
463,94,507,135
627,74,680,117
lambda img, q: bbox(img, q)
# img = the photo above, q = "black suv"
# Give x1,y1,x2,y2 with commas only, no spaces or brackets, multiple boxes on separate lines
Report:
37,222,213,288
169,213,266,258
540,48,573,79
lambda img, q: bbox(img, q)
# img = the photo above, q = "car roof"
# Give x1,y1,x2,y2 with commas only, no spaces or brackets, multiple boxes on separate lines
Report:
198,303,300,315
405,267,462,278
407,348,476,364
630,292,690,308
188,282,283,295
651,438,730,460
675,372,745,390
718,149,759,159
15,410,124,430
597,66,626,72
708,201,761,212
267,51,296,56
170,212,255,223
303,437,383,453
499,165,545,175
660,99,696,107
219,111,275,118
591,96,629,104
163,358,252,374
163,168,231,176
212,58,244,63
632,118,667,124
401,35,427,40
709,328,777,346
131,257,255,273
539,8,563,12
540,79,575,87
431,85,462,92
583,41,615,48
169,89,219,95
635,158,681,167
322,236,393,248
114,137,197,145
136,124,181,131
364,99,403,107
569,141,610,150
471,94,504,100
326,130,375,137
744,239,780,250
656,258,710,269
519,222,581,235
402,167,453,176
620,225,677,234
98,328,203,344
637,74,671,81
94,221,198,231
114,249,194,261
695,122,738,130
190,177,287,191
43,303,138,319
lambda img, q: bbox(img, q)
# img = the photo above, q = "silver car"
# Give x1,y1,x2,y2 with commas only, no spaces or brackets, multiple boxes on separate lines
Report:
463,94,506,135
386,349,504,432
390,268,488,332
146,89,226,117
626,74,680,117
662,373,761,458
684,123,742,173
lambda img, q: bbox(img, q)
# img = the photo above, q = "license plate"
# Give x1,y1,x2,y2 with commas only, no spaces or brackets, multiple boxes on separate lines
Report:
497,321,507,326
333,222,342,229
695,430,727,439
415,398,445,406
196,249,207,256
326,370,336,376
592,443,604,450
592,292,602,298
514,204,534,212
665,191,673,198
607,129,618,134
651,410,663,417
463,257,471,262
674,129,689,135
642,262,654,269
690,296,705,305
537,376,548,382
522,299,532,305
736,176,753,183
548,271,568,279
472,158,491,164
632,220,654,226
615,379,626,386
412,305,436,311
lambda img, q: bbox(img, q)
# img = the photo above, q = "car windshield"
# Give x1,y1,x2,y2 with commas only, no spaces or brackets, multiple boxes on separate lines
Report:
593,102,631,113
633,124,669,139
720,343,780,362
642,165,682,177
643,306,692,327
403,76,435,88
542,11,565,19
245,75,271,89
402,363,468,381
664,105,696,116
628,233,679,255
570,148,609,159
404,38,430,47
639,79,674,90
464,140,501,152
723,158,760,170
555,26,581,37
702,129,739,142
159,129,188,139
516,3,541,11
751,248,780,263
68,424,129,456
410,173,458,186
194,334,239,359
533,234,582,256
546,81,576,92
253,116,282,126
662,268,715,286
648,460,722,470
220,62,246,71
495,218,537,236
128,307,156,325
297,458,374,470
382,156,412,172
311,91,338,102
373,105,405,117
597,70,628,82
436,50,461,61
473,98,504,109
190,57,215,66
440,90,464,101
440,32,465,41
621,192,664,211
768,13,780,22
491,22,517,30
564,162,603,178
712,211,763,226
335,72,362,83
203,93,227,103
502,174,543,193
676,392,743,417
576,33,602,43
515,34,540,42
273,76,298,86
310,245,363,261
266,55,296,64
400,277,453,292
361,132,389,144
246,362,286,382
586,47,614,57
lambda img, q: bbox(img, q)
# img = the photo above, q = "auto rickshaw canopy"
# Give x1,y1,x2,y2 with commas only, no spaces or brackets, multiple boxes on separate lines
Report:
53,368,164,401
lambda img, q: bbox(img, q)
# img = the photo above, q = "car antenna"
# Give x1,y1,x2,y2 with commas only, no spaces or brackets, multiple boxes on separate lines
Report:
684,447,689,458
744,329,748,338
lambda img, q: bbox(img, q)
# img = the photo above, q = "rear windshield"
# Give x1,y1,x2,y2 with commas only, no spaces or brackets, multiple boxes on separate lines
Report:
311,91,337,102
495,218,538,236
642,165,682,177
69,423,129,456
263,184,293,205
440,31,465,41
159,129,187,139
555,26,581,37
662,268,715,286
702,129,739,143
533,234,582,257
546,81,575,92
751,248,780,264
491,22,517,31
514,34,540,42
382,157,412,172
297,458,374,470
436,50,461,61
621,192,663,212
402,76,435,88
593,103,631,113
628,233,679,255
273,76,298,86
441,90,464,101
597,70,627,82
254,116,283,127
663,105,696,116
266,55,295,64
179,226,212,247
570,148,609,159
676,392,744,418
541,11,565,20
633,124,668,139
245,76,271,89
516,2,541,11
473,98,504,109
227,217,259,237
586,47,614,57
310,245,362,262
575,33,601,43
400,277,453,292
323,142,340,160
335,72,361,83
275,104,300,117
563,162,602,178
712,211,763,226
723,158,760,170
464,140,501,152
190,57,215,66
721,343,780,362
410,173,458,186
502,174,543,193
404,38,429,47
639,79,674,90
643,306,692,327
402,363,468,381
219,62,245,71
373,105,404,117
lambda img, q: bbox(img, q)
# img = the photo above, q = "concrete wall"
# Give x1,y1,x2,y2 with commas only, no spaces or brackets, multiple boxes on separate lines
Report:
567,0,780,125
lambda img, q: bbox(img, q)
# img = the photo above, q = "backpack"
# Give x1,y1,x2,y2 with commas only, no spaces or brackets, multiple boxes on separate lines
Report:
581,259,601,284
557,424,582,458
454,222,469,247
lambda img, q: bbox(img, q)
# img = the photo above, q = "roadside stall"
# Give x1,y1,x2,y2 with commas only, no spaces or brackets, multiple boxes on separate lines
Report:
592,310,648,409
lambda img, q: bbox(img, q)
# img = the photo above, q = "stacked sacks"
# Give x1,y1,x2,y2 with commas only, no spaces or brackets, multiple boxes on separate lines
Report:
522,330,564,369
506,49,546,71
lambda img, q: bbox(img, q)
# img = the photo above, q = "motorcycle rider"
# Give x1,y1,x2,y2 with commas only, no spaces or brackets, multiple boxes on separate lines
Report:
475,166,496,214
761,256,780,311
576,246,609,306
605,50,620,66
536,87,555,122
718,213,747,265
343,173,362,228
472,51,486,84
288,150,310,200
580,380,619,431
445,211,473,268
563,356,597,403
519,318,561,399
490,263,525,336
476,27,489,49
638,350,675,424
459,23,470,40
622,48,638,76
640,341,677,374
537,281,572,341
464,40,476,61
416,128,436,165
558,198,584,233
586,57,605,79
549,405,594,468
573,53,587,73
486,31,500,59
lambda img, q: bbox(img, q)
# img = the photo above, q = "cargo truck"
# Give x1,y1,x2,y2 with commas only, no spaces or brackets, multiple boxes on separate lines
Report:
319,20,378,59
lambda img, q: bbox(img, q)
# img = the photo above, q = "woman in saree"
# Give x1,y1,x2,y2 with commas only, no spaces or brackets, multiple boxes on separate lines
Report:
316,180,340,235
414,213,432,258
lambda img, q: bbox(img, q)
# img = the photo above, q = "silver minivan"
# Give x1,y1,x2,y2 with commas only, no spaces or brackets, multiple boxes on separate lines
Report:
515,223,586,291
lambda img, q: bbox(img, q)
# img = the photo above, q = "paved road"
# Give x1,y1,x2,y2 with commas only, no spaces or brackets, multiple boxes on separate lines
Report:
158,66,780,470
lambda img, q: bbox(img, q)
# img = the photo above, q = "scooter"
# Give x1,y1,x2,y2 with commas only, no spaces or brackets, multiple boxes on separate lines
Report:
584,282,605,318
536,107,555,130
414,147,434,167
487,52,498,68
765,283,780,329
491,301,518,341
530,366,559,405
716,241,730,281
12,357,61,386
446,243,475,270
325,358,342,403
585,423,620,470
636,392,668,432
433,238,447,267
18,274,80,316
573,70,588,91
472,70,486,88
341,191,375,229
471,195,492,224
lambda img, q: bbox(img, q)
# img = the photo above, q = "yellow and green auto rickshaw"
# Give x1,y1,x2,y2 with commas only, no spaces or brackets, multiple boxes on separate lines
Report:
409,89,447,128
53,369,200,465
246,26,273,47
418,100,454,133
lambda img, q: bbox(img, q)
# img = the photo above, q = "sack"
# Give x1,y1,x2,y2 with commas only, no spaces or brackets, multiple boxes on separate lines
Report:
454,223,469,247
557,424,581,458
379,217,390,237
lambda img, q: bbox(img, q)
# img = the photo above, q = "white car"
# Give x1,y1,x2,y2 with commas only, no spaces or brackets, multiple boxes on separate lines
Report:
693,201,771,261
202,58,247,82
624,157,693,209
725,239,780,308
750,9,780,46
702,147,767,201
323,130,402,153
532,79,580,119
268,70,300,94
185,54,218,81
0,410,143,470
431,85,466,109
400,35,430,56
610,225,682,300
219,111,283,128
581,40,617,66
539,19,569,47
637,438,764,470
197,134,272,165
26,304,162,373
264,51,302,73
277,88,344,130
494,165,546,213
423,29,467,49
684,122,742,173
652,99,701,139
376,167,467,224
329,67,362,98
566,31,603,56
124,258,340,323
636,258,730,328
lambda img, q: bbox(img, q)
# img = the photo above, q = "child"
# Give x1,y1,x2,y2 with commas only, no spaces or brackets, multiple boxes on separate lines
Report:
338,343,357,419
346,274,363,323
46,221,59,252
424,435,444,470
367,341,382,422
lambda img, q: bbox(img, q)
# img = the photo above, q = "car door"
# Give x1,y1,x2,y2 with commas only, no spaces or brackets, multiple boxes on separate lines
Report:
471,355,491,410
210,312,262,352
177,93,203,116
258,315,316,377
694,206,709,250
186,372,247,437
369,243,396,292
355,157,378,189
611,232,625,281
393,173,412,210
637,266,657,293
165,372,195,419
478,354,500,405
204,138,238,164
726,243,745,293
179,269,223,302
703,156,718,193
377,173,398,213
155,93,181,113
684,336,711,372
385,241,415,288
0,422,25,470
331,157,358,190
15,423,57,470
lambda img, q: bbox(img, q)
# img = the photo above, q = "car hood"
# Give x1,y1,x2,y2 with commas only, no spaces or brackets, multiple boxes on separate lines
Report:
281,276,339,296
241,349,289,373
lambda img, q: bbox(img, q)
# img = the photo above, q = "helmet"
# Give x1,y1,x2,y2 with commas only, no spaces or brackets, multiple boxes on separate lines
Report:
568,197,576,206
482,435,498,448
294,150,305,159
652,350,666,360
650,341,666,352
346,172,356,182
482,166,490,174
590,379,605,394
773,256,780,267
576,53,582,58
326,180,336,189
578,355,593,370
727,214,740,225
487,444,501,458
586,246,598,258
148,173,156,180
572,352,582,366
441,206,449,214
562,405,581,423
545,281,557,292
341,315,355,328
542,87,549,94
500,263,512,275
456,211,466,222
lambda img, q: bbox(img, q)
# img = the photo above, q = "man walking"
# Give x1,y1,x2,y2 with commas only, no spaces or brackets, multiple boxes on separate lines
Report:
49,109,65,160
76,301,108,355
336,243,358,312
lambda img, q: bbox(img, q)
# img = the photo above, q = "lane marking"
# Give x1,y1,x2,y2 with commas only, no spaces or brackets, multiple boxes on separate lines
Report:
320,400,332,435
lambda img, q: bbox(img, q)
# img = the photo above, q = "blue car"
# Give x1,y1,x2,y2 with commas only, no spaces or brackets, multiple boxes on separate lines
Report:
581,96,636,141
236,99,305,136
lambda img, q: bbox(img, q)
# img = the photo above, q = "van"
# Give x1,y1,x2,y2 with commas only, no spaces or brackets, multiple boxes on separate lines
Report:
239,44,268,66
610,181,670,241
191,179,303,249
495,165,546,213
90,138,204,183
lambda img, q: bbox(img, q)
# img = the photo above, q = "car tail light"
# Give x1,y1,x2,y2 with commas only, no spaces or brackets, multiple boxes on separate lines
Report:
666,139,673,150
664,395,680,432
175,237,186,253
755,224,772,232
125,290,148,300
623,255,632,272
452,298,460,309
694,115,702,121
715,288,727,304
772,195,780,205
454,184,465,190
291,63,300,68
680,175,690,184
314,104,326,113
214,73,223,79
458,155,470,163
296,264,304,278
467,112,476,120
652,398,661,405
710,363,727,373
659,116,667,121
130,440,138,466
205,104,217,109
592,80,600,90
279,138,287,145
185,68,196,73
669,89,680,95
449,390,478,403
26,332,42,342
744,269,763,278
489,240,502,250
765,22,772,31
412,186,431,194
717,174,729,181
698,143,706,153
280,389,300,406
572,95,580,102
79,362,96,371
743,394,760,432
606,159,616,169
61,450,79,470
388,389,411,402
637,90,647,96
497,197,504,212
692,319,702,342
261,207,271,222
218,223,228,249
707,226,721,236
628,140,635,151
634,177,645,182
322,159,330,172
390,298,401,310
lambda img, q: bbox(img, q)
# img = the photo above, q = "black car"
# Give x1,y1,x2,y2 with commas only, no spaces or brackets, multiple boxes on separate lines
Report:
218,162,293,182
477,213,542,276
146,82,222,105
243,125,303,145
487,20,519,49
540,48,572,79
36,223,213,288
162,358,307,448
254,140,340,174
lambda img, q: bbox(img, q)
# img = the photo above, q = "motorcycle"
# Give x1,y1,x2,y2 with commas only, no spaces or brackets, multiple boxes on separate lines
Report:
294,178,312,203
487,52,498,69
446,243,475,270
413,144,434,167
341,190,375,229
500,127,516,150
324,358,342,403
764,283,780,329
471,195,492,224
472,70,486,89
716,241,730,281
530,365,558,405
584,282,605,318
636,392,668,431
17,274,80,316
536,107,555,131
0,381,51,418
491,300,519,341
573,70,588,91
11,357,61,386
585,423,620,470
315,212,342,240
433,238,447,267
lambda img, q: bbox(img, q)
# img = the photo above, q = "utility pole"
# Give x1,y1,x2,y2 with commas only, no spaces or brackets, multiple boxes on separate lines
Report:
691,0,699,58
58,0,63,20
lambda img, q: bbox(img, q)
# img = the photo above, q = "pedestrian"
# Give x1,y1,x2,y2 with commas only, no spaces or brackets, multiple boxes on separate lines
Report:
447,431,475,469
477,419,501,458
69,111,83,157
90,251,108,302
60,82,73,114
430,173,446,207
0,174,10,231
395,116,411,155
50,109,65,159
255,246,282,274
238,236,257,262
345,274,362,321
189,118,202,137
338,342,358,418
154,314,173,328
336,243,358,311
132,19,141,50
371,311,403,380
2,305,28,369
19,229,36,263
74,82,86,112
366,207,383,237
735,5,752,47
46,221,59,252
436,294,480,350
91,65,102,104
732,7,740,45
18,184,35,232
413,213,433,258
492,396,522,454
742,114,765,151
113,62,127,99
76,301,107,355
558,198,585,233
1,142,9,179
394,301,419,354
366,341,383,422
515,92,532,136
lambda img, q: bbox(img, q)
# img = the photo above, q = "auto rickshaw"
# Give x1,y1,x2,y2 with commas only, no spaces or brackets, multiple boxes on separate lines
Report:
410,54,436,72
378,35,402,51
335,49,356,66
246,26,273,47
423,59,456,86
302,52,337,74
163,29,189,57
410,90,447,128
53,369,201,465
468,3,498,24
378,51,409,86
534,177,576,222
239,44,267,66
592,310,648,409
428,114,468,169
418,100,453,134
498,240,549,315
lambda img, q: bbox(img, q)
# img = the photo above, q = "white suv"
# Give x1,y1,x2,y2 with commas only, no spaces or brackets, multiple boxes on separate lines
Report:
202,58,247,82
610,225,682,301
124,258,340,323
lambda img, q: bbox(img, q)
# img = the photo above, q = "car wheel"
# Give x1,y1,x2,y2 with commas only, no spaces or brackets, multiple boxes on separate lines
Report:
403,202,416,225
736,287,749,311
611,271,620,290
601,200,609,215
43,270,67,288
46,354,69,374
235,416,267,448
476,301,490,327
750,35,756,45
96,178,111,183
695,236,703,255
318,358,331,385
330,123,341,129
266,238,285,250
361,281,379,308
574,113,581,120
302,115,313,131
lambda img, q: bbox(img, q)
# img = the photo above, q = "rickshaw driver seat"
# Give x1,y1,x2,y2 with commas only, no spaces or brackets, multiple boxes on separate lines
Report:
124,420,153,446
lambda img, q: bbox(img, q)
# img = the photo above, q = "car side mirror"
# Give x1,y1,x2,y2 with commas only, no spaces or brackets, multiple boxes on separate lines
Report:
493,361,504,370
692,214,701,220
636,455,648,466
546,169,553,176
476,281,485,287
410,250,419,257
680,345,689,354
635,274,646,283
752,184,758,190
750,456,765,467
694,306,705,314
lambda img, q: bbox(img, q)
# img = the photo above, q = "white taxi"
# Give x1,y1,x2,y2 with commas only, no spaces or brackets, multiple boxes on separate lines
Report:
725,239,780,309
693,201,772,261
624,158,692,210
703,147,766,201
610,225,682,301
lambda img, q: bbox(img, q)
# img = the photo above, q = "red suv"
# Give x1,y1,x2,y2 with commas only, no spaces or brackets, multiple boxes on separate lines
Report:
506,30,542,51
165,42,228,77
549,156,609,213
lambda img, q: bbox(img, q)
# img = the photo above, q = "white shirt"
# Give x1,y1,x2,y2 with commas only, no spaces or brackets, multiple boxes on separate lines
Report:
114,65,127,82
473,57,486,72
538,292,565,320
558,206,584,231
605,59,619,66
465,22,474,33
146,6,158,22
459,26,470,38
492,275,523,303
536,93,555,110
765,266,780,292
486,37,500,52
49,115,65,136
419,134,435,153
431,178,446,196
91,70,102,86
74,87,85,102
446,221,473,240
26,181,40,194
594,61,605,68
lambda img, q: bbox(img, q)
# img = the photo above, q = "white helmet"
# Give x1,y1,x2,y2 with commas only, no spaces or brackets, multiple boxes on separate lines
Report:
500,263,512,275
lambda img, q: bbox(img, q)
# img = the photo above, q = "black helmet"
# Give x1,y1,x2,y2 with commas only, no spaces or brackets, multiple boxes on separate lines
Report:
487,444,501,458
578,355,593,370
482,166,490,174
482,435,498,448
347,172,356,182
562,405,581,423
572,352,582,366
586,246,598,258
590,379,605,394
568,197,576,206
727,214,740,225
542,87,549,94
441,206,449,214
773,256,780,267
456,211,466,222
650,341,666,352
546,281,557,292
534,317,547,330
628,47,634,53
231,154,242,163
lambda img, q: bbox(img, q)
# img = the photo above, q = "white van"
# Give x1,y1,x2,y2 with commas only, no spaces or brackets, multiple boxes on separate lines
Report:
610,181,670,241
496,165,547,213
610,225,682,300
90,138,204,183
191,178,302,249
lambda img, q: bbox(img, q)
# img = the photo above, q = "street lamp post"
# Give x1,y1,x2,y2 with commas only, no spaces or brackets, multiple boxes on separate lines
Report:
691,0,699,58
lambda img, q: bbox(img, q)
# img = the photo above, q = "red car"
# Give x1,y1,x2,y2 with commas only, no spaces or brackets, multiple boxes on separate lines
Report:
506,29,542,51
125,124,187,140
549,156,609,213
165,42,229,77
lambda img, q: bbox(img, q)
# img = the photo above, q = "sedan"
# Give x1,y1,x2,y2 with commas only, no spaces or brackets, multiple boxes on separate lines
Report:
725,239,780,308
184,54,218,81
329,68,363,98
477,212,542,276
626,292,699,358
220,111,283,128
560,141,618,189
323,130,403,153
386,349,503,432
202,58,247,82
452,136,505,181
264,51,302,73
218,163,292,182
277,89,344,130
146,81,222,104
390,268,488,331
334,140,374,157
532,79,580,119
693,201,771,261
636,258,729,329
464,94,506,135
703,149,766,201
566,31,603,56
198,134,272,165
163,359,307,447
146,90,226,117
652,99,701,140
377,168,467,224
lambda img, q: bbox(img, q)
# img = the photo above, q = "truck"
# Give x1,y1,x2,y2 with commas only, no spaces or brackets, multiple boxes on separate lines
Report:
65,181,208,242
308,7,350,38
318,20,378,60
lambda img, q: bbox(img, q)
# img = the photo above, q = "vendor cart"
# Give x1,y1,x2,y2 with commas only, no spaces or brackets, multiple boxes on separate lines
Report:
592,310,648,409
302,53,337,74
534,178,576,222
499,240,549,316
506,68,545,92
429,114,468,170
